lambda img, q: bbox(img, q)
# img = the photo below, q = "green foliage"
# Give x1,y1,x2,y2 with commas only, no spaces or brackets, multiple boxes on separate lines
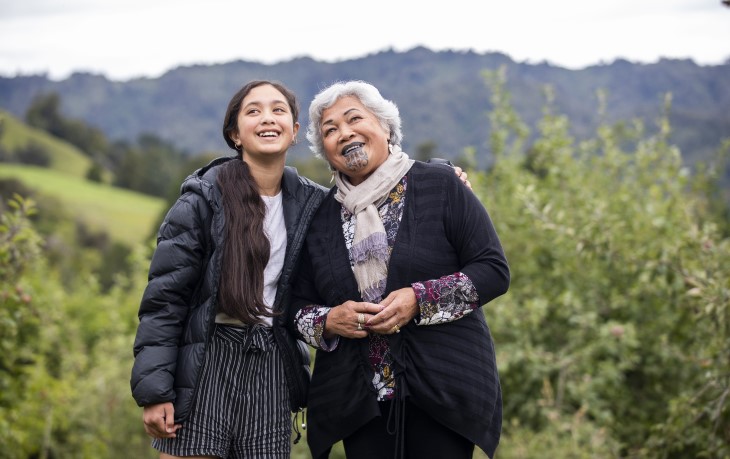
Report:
85,160,105,183
1,65,728,458
474,67,730,458
0,196,43,456
0,200,154,458
14,141,51,167
494,413,620,458
145,151,220,242
111,134,191,198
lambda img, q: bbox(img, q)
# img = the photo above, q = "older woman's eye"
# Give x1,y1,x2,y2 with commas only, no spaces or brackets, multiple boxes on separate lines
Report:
323,127,336,137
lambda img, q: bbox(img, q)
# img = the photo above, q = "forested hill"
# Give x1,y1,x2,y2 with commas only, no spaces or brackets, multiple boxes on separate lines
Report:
0,47,728,165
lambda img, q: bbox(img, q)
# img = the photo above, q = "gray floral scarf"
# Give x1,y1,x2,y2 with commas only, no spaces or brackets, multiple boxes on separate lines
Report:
334,146,414,302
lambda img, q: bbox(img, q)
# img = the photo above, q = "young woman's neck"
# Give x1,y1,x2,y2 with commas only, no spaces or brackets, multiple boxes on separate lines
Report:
242,153,286,196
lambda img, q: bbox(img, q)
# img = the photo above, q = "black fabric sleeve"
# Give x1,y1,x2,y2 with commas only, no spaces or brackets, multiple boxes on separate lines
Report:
443,171,510,305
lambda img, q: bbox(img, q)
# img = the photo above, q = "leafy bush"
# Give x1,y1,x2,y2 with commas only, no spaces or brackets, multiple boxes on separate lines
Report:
0,196,153,458
478,67,729,458
15,141,51,167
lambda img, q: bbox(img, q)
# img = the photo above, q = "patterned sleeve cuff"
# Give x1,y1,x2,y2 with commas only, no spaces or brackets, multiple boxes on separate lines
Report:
295,306,339,351
411,272,480,326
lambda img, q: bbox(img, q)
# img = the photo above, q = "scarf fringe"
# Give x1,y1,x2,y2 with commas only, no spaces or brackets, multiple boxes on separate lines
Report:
351,232,389,263
359,278,387,303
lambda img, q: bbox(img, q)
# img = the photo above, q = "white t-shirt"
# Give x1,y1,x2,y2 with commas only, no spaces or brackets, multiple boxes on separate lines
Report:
215,191,287,326
260,191,287,325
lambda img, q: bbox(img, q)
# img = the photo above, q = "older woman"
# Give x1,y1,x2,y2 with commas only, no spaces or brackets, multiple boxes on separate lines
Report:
289,80,510,459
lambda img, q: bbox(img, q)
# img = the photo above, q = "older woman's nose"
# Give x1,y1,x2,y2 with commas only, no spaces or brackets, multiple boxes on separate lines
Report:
339,126,355,141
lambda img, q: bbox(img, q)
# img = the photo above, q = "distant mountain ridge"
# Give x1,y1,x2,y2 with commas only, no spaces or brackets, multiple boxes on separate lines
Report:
0,47,727,166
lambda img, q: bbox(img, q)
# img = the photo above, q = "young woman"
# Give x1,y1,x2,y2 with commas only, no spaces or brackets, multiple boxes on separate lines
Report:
130,80,326,458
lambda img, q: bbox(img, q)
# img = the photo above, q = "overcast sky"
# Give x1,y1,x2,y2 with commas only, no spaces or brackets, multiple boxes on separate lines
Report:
1,0,728,81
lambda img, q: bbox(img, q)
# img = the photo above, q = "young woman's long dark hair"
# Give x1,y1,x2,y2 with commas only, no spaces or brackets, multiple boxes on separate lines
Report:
216,80,299,324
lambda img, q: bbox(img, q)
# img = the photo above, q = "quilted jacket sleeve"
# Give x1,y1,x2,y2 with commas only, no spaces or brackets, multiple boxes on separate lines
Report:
130,192,208,407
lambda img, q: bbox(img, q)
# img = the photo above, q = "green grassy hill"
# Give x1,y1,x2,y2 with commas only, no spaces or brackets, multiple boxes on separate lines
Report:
0,164,165,246
0,109,93,178
0,110,165,246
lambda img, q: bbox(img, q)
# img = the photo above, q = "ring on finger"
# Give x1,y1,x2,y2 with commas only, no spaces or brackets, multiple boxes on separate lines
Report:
357,313,365,324
391,324,400,334
357,322,363,331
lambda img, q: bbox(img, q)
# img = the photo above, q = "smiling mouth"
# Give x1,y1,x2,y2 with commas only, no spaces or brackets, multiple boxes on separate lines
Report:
341,142,364,156
258,131,280,138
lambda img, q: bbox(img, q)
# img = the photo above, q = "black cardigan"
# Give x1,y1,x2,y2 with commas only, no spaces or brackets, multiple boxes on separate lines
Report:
290,161,510,458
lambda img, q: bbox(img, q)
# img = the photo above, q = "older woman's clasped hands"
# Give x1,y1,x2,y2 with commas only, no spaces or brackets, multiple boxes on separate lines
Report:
325,287,419,338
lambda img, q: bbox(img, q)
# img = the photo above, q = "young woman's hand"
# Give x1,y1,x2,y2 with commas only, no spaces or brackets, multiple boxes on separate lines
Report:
143,402,181,438
453,166,472,190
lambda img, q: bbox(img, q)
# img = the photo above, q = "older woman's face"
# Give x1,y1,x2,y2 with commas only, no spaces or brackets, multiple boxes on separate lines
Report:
319,95,390,186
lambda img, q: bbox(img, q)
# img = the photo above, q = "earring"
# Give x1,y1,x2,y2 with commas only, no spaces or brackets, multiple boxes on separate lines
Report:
330,169,336,184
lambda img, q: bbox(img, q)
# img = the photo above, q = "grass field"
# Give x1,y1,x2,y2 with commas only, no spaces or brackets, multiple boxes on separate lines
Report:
0,164,166,246
0,110,97,179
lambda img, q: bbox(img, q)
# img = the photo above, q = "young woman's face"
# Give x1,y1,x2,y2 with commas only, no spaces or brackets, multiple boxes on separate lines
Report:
230,84,299,159
319,95,390,185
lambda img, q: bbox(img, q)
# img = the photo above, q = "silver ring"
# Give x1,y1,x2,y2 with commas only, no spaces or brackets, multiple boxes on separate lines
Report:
357,313,365,324
357,322,363,331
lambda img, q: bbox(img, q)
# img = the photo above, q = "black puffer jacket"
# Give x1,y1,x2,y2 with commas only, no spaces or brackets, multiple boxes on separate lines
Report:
130,157,326,422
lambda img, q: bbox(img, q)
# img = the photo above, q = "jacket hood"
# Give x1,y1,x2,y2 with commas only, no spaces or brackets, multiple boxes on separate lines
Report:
180,156,235,204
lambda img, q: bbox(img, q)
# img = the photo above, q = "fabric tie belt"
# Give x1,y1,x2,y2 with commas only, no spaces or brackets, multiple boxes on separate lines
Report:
213,323,273,353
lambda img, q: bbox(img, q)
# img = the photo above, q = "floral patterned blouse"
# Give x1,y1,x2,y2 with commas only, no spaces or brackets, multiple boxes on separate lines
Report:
295,175,479,400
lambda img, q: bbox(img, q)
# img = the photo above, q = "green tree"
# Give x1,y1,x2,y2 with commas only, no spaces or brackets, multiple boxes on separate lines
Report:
113,134,191,197
24,92,109,160
24,93,64,135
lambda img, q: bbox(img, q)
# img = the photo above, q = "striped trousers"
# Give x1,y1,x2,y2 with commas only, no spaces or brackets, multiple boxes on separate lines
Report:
153,324,291,458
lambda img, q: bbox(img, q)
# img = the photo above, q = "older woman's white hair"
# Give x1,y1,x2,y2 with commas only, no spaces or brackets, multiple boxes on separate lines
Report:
306,80,403,158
